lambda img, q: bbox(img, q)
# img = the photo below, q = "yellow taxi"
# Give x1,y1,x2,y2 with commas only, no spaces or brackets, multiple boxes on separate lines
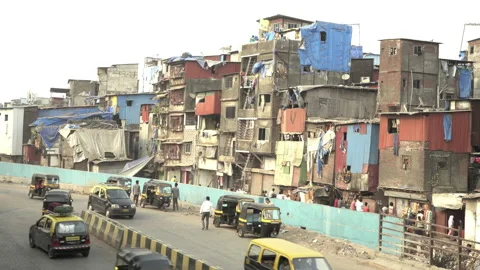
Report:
29,205,90,259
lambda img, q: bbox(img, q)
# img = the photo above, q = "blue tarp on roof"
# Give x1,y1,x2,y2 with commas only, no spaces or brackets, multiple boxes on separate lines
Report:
168,55,207,69
32,111,113,148
298,21,352,73
38,107,101,118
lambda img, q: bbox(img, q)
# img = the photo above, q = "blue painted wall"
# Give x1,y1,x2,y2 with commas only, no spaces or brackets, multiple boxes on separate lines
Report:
345,124,379,174
0,162,403,250
38,106,101,118
115,94,157,126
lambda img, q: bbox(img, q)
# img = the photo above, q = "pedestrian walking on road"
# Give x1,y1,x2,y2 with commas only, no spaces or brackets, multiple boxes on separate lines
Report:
132,180,140,206
172,182,180,211
200,196,213,230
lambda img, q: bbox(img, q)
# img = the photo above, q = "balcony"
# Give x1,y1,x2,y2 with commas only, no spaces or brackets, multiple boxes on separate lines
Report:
195,92,221,116
236,139,274,154
198,130,219,145
198,157,218,171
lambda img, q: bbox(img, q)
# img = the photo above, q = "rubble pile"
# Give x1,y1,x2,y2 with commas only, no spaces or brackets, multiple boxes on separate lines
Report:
279,226,373,260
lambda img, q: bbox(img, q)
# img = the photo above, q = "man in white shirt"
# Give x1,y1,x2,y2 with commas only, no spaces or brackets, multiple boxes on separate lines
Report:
200,196,214,230
355,197,364,212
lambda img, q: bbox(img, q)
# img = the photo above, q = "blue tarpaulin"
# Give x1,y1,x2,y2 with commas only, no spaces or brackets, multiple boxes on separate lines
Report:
458,68,472,99
351,46,363,59
298,21,352,73
252,62,265,74
32,112,113,148
263,32,275,41
39,126,60,148
443,114,452,141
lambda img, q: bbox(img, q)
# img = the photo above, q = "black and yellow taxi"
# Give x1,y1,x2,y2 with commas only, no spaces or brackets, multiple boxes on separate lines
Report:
29,205,90,259
87,184,136,219
237,203,282,238
244,238,332,270
106,176,133,197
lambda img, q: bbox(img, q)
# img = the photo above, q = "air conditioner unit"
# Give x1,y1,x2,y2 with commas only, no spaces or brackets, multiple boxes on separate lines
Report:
361,77,370,83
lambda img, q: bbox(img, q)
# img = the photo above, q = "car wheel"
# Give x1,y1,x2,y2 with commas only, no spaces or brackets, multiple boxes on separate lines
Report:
29,234,36,248
82,251,89,257
106,208,111,218
88,203,94,211
270,230,278,238
214,218,221,228
48,246,56,259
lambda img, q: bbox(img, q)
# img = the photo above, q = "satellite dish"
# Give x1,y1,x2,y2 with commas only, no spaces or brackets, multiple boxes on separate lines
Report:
341,74,350,81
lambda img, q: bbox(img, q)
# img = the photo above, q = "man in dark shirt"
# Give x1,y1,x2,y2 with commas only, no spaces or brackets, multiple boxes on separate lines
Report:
172,183,180,211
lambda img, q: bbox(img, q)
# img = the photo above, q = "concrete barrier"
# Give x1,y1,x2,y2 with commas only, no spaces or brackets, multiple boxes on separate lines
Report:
81,210,221,269
81,210,124,249
121,226,220,270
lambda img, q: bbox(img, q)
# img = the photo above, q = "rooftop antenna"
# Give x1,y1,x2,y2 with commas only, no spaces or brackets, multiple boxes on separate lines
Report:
459,23,480,53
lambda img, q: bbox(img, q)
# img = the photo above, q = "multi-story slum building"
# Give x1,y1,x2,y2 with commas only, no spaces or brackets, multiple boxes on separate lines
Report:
231,18,352,193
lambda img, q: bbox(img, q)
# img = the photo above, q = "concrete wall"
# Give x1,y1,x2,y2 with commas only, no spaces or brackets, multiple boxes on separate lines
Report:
115,94,157,127
468,39,480,95
0,161,405,250
98,64,138,95
350,59,374,84
0,108,24,156
68,80,99,106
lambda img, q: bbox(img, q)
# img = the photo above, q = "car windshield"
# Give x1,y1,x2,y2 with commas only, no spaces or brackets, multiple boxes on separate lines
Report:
107,189,130,199
293,257,332,270
47,177,59,185
56,221,87,235
262,209,280,220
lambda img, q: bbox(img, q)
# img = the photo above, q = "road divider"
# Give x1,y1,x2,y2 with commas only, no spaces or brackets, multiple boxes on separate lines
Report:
81,210,221,270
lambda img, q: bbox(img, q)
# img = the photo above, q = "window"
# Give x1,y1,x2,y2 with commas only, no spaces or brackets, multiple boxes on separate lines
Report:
320,31,327,42
4,114,8,121
287,23,298,29
170,90,184,105
260,249,277,268
38,217,47,228
471,46,474,54
57,221,87,234
165,145,180,160
414,46,423,55
402,155,411,170
226,106,236,119
273,23,280,31
223,76,233,89
45,219,52,230
185,113,196,126
279,256,291,269
248,245,261,260
437,161,448,170
388,119,399,133
258,94,271,107
413,80,421,89
302,66,311,72
170,116,184,131
99,189,105,198
343,132,347,141
258,128,270,141
402,78,406,89
184,143,192,154
389,47,397,56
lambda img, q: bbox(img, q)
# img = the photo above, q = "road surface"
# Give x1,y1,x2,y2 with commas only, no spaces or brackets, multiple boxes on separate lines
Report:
0,183,387,270
0,183,117,270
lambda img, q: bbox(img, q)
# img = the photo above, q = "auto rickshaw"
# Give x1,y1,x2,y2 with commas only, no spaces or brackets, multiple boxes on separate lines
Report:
139,180,172,210
105,176,132,197
237,203,281,238
28,174,60,199
114,248,173,270
42,189,73,215
213,195,254,228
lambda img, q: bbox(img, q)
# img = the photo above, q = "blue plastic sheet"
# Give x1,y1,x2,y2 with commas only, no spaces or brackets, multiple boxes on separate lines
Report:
458,68,472,99
263,32,275,41
443,114,452,141
298,21,352,73
351,46,363,59
252,62,265,74
39,126,60,148
31,112,113,127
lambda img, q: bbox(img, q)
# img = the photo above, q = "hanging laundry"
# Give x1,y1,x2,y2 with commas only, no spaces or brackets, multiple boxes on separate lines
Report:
458,68,472,98
443,114,452,141
440,60,448,74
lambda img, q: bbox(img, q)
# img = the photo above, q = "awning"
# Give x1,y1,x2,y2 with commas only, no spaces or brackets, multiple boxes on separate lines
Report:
432,193,467,210
118,156,154,177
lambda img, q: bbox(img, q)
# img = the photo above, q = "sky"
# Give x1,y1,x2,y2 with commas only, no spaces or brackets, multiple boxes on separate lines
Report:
1,0,480,103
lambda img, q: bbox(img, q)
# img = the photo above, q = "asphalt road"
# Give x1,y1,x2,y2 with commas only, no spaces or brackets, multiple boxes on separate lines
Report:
0,183,384,270
0,184,117,270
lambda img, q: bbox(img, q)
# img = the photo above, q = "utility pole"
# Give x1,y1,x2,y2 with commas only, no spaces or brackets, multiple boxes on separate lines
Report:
459,23,480,53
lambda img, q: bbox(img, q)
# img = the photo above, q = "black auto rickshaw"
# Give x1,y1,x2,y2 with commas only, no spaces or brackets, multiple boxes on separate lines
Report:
115,248,173,270
42,189,73,215
28,174,60,199
213,195,254,228
139,180,172,210
237,203,281,238
106,176,132,197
